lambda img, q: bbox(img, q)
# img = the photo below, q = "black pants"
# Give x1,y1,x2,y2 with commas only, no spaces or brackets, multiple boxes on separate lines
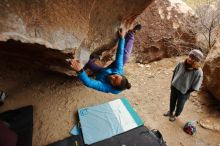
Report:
169,86,190,117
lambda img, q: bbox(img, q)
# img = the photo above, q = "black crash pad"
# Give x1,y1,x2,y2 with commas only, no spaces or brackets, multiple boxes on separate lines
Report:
48,126,166,146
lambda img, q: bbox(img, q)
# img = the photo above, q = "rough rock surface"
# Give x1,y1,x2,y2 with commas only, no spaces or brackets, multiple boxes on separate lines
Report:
0,0,153,74
199,117,220,131
203,38,220,101
133,0,196,63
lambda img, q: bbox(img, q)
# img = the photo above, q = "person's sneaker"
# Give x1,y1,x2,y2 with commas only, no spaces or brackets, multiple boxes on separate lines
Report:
133,24,142,33
169,115,176,122
0,91,8,106
163,111,172,117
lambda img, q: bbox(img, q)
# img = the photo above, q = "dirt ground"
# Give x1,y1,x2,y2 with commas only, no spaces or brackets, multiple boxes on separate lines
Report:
0,56,220,146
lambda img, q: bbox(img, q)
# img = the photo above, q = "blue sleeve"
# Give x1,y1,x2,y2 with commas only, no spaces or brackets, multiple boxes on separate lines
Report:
78,71,111,93
114,38,125,71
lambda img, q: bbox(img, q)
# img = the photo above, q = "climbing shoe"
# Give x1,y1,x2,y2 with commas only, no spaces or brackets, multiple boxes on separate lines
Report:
133,24,142,32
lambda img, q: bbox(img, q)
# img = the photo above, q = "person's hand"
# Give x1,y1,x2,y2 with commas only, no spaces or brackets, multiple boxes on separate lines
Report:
70,60,82,72
118,28,126,38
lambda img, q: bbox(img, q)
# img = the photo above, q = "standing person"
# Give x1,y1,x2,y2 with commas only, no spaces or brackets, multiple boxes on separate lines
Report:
164,49,204,121
70,25,141,94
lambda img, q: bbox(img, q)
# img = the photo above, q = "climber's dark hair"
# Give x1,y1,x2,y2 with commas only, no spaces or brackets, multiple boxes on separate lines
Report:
114,75,131,91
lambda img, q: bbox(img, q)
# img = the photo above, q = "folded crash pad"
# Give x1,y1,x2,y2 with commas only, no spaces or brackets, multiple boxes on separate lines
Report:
78,97,144,145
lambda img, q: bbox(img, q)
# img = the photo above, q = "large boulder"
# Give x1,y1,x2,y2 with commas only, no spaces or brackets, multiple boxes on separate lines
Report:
133,0,196,63
203,37,220,101
0,0,153,74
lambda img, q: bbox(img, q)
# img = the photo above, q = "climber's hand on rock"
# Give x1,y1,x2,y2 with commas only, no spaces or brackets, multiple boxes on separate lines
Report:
118,28,126,38
70,60,82,72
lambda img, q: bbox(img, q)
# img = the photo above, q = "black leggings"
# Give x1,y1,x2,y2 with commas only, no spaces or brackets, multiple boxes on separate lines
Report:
169,86,190,117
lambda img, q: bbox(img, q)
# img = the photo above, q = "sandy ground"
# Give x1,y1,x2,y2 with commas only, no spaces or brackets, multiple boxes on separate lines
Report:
0,56,220,146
